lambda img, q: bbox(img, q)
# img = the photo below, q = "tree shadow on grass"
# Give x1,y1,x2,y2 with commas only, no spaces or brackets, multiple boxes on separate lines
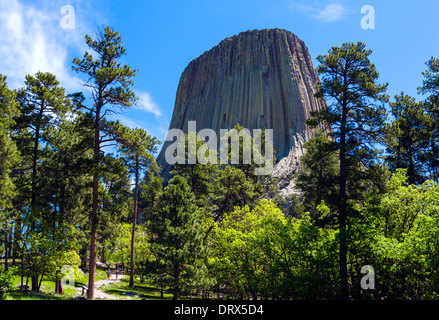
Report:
8,291,73,300
102,278,173,300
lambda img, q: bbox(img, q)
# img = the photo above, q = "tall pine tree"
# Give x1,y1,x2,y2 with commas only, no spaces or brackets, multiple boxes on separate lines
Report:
115,124,160,287
307,42,388,299
0,75,20,274
147,176,206,300
0,75,19,211
15,72,71,291
418,57,439,182
72,26,137,299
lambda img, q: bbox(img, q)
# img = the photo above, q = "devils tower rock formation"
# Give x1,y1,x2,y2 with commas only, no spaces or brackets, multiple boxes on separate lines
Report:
156,28,326,196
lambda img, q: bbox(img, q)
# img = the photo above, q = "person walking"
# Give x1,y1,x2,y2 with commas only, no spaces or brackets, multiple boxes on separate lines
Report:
107,268,111,279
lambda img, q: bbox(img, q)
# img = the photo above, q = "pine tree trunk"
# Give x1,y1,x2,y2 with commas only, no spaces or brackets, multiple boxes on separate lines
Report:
173,264,180,300
12,217,21,266
87,103,101,300
25,274,29,293
20,269,24,293
31,273,39,292
87,175,99,300
339,85,349,300
30,104,44,292
129,158,139,288
3,222,9,271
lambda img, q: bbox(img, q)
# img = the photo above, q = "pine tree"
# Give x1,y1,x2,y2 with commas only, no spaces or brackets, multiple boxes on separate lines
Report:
16,72,71,224
307,42,388,299
147,176,206,300
170,135,218,206
0,75,20,211
72,26,137,299
418,57,439,182
42,110,94,293
385,92,431,184
0,75,20,273
15,72,71,291
140,169,163,219
296,129,339,221
115,124,160,287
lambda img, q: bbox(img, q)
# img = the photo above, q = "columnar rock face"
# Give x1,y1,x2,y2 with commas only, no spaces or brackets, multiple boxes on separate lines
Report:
156,28,326,195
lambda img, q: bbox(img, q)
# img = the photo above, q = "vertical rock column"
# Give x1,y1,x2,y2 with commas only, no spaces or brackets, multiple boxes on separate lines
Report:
156,28,327,186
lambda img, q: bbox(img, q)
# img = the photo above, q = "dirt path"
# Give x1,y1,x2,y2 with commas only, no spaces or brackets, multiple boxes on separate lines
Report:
76,270,124,300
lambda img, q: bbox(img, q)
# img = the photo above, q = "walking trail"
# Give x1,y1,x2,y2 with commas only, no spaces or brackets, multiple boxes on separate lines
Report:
76,270,124,300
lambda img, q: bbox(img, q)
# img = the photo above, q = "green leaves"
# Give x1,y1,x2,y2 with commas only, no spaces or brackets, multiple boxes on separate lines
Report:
0,75,20,210
147,176,207,299
72,25,140,298
72,26,138,110
312,42,388,144
419,57,439,101
418,57,439,183
113,122,160,173
210,200,339,299
21,72,72,121
296,130,339,219
385,92,431,184
0,267,14,300
360,170,439,298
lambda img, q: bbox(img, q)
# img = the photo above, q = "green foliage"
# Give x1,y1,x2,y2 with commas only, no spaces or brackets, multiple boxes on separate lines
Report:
385,92,431,184
308,42,389,298
140,169,163,218
359,170,439,299
72,26,137,110
296,129,339,219
0,267,16,300
212,165,259,220
105,223,152,269
210,200,339,299
309,42,389,199
210,200,286,299
170,134,219,207
0,75,20,211
418,57,439,182
112,122,160,173
147,176,208,300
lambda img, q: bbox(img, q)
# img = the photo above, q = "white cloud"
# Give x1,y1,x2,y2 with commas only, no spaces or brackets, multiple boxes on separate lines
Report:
113,114,144,129
316,4,347,22
0,0,99,91
134,90,162,117
289,2,347,23
0,0,161,119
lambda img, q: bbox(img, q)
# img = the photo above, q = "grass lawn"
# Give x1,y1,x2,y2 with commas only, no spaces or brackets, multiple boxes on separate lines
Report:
5,267,199,300
6,269,108,300
101,276,174,300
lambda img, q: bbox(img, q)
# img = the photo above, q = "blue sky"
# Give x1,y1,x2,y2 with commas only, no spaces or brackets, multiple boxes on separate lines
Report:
1,0,438,150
